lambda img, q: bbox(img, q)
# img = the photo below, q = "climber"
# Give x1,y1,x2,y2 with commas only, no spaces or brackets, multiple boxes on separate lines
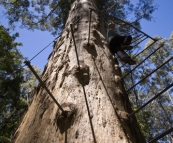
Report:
107,23,136,65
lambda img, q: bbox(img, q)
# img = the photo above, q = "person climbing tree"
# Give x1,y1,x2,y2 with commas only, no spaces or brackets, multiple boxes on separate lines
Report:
107,23,136,65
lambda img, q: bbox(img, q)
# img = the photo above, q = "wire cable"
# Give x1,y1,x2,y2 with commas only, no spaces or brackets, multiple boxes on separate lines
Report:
2,34,61,82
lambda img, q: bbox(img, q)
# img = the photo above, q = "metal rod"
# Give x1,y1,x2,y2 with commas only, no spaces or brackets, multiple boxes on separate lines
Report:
107,15,156,41
132,36,148,47
123,31,136,37
131,34,143,42
105,1,117,13
29,40,54,62
71,21,96,142
70,24,80,68
89,8,100,13
123,44,164,78
131,34,146,44
128,82,173,117
120,40,156,68
24,61,64,112
147,127,173,143
120,31,133,36
82,85,97,143
126,57,173,92
130,37,148,57
88,9,92,45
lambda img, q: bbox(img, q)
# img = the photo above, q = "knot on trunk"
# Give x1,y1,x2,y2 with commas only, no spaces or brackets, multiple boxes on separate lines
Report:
114,75,121,84
116,108,129,120
83,42,98,58
72,61,90,86
56,102,77,133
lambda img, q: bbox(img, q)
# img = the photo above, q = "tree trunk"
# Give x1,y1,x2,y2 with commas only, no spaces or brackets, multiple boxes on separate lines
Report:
13,0,145,142
170,134,173,143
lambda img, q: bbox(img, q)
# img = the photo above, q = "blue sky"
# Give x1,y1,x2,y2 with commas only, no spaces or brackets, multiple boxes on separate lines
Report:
0,0,173,70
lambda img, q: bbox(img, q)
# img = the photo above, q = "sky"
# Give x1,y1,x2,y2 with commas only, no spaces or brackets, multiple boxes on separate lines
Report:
0,0,173,71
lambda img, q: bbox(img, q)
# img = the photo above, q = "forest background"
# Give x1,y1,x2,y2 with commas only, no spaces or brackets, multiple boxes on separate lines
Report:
0,0,173,142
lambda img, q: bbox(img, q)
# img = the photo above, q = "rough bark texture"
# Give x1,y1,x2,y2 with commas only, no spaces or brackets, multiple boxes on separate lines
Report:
13,0,145,142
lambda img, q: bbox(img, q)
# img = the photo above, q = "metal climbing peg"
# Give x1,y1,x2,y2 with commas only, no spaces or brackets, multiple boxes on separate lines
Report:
24,60,64,113
70,24,80,68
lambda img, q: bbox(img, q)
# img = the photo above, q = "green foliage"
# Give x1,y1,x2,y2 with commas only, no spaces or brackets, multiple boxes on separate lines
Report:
0,25,42,142
0,25,24,142
0,0,157,35
123,33,173,142
133,105,153,141
170,32,173,49
21,66,41,105
0,0,75,35
134,0,157,21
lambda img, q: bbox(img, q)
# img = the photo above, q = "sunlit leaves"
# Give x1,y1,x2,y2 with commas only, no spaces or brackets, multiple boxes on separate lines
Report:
0,25,41,143
21,66,41,105
123,33,173,142
170,32,173,49
1,0,157,35
0,25,24,143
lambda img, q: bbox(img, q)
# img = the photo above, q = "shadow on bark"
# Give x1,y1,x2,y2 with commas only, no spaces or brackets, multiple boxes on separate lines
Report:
84,43,98,58
56,102,77,134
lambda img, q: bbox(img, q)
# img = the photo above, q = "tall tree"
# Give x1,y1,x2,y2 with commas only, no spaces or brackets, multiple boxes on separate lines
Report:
0,25,42,143
0,25,24,143
21,67,42,106
10,0,157,142
170,32,173,48
1,0,158,142
122,34,173,142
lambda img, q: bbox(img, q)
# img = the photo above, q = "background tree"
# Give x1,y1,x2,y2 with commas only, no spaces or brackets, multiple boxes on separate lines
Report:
21,67,42,106
0,0,157,35
122,33,173,142
0,25,24,143
0,25,42,143
170,32,173,48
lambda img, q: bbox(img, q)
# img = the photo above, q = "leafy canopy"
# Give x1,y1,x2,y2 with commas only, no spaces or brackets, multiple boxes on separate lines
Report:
123,34,173,142
0,0,157,35
0,25,24,143
0,25,42,142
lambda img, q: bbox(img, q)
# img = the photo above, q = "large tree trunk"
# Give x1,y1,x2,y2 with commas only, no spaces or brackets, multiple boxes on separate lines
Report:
13,0,145,142
171,135,173,143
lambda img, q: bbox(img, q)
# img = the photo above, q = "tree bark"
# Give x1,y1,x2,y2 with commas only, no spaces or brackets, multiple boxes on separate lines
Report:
170,134,173,143
13,0,145,142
